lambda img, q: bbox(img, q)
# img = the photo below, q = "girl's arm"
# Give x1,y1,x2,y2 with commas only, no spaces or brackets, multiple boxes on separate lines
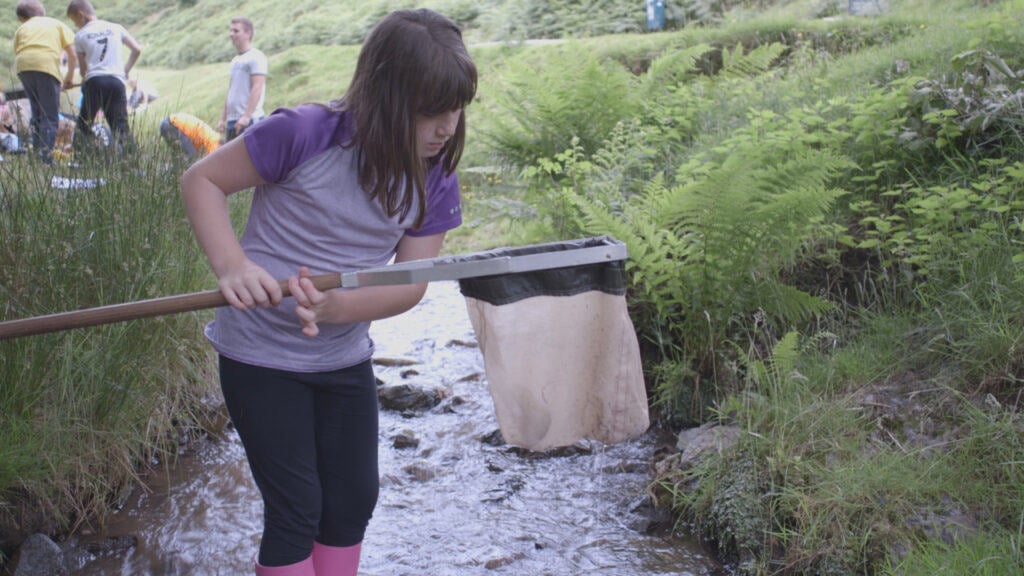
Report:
180,137,282,310
289,232,446,337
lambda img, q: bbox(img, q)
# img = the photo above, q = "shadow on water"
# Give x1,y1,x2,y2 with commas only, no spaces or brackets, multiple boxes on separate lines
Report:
74,282,728,575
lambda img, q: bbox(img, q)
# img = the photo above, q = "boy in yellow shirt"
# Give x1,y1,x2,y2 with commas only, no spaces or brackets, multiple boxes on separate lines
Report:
14,0,77,163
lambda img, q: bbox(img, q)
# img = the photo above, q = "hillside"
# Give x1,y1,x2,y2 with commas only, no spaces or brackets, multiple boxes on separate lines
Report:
1,0,664,137
1,0,654,80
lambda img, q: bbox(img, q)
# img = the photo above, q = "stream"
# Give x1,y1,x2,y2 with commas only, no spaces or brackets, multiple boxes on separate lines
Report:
73,281,727,575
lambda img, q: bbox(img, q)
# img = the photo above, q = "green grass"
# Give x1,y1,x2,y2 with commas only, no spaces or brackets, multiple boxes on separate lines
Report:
471,0,1024,573
0,139,218,548
887,532,1024,576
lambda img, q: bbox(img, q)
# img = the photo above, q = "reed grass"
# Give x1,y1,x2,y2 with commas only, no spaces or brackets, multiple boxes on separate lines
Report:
0,132,218,546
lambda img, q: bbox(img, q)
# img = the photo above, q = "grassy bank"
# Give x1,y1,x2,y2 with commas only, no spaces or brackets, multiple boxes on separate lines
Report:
469,0,1024,572
0,142,218,552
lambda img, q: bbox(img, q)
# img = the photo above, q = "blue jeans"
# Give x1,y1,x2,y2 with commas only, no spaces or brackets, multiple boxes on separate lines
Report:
226,116,262,141
219,355,379,566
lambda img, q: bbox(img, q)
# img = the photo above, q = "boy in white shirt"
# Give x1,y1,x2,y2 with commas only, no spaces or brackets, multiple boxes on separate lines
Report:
66,0,141,153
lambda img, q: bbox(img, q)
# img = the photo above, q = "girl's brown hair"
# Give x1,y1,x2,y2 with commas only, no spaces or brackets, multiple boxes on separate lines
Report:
331,9,477,229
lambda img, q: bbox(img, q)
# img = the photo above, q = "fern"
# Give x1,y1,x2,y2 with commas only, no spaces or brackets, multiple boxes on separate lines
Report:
748,330,801,392
493,29,851,421
667,144,847,321
642,43,716,90
559,138,848,413
719,42,786,79
484,45,637,171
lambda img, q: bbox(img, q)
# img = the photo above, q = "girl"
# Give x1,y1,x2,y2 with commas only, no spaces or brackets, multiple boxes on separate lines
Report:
180,9,477,576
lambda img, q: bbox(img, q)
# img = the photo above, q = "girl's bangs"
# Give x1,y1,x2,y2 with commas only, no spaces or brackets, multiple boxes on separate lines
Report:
418,55,477,115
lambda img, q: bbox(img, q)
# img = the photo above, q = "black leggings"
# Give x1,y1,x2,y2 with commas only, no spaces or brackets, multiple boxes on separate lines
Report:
219,355,380,566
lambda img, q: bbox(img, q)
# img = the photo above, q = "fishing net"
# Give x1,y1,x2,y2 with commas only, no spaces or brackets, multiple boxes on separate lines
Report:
459,237,649,451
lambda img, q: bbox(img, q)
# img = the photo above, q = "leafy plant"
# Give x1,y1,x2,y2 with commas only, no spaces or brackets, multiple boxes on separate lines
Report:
902,49,1024,154
484,45,638,171
532,131,848,422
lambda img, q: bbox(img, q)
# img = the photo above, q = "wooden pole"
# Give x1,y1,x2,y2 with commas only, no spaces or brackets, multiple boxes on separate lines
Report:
0,273,342,341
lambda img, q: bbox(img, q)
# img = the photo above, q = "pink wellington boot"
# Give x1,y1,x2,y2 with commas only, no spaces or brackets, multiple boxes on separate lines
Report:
254,554,315,576
312,541,362,576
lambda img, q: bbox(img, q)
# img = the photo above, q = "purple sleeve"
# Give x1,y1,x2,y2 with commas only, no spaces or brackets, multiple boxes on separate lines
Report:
243,105,343,183
406,163,462,237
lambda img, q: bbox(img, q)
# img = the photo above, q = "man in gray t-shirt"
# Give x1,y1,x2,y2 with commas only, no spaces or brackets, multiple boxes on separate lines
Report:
216,16,266,141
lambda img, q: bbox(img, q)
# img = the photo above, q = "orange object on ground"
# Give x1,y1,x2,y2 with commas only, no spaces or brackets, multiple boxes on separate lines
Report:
165,113,221,157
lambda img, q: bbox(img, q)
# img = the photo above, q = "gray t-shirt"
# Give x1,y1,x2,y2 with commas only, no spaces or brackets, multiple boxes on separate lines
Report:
205,105,463,372
225,48,267,121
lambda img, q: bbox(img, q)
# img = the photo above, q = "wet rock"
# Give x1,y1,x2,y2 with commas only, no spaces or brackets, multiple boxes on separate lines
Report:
11,533,111,575
508,440,594,458
446,338,478,348
675,423,741,470
627,496,674,534
653,452,682,486
601,460,647,474
400,368,420,378
60,545,95,572
402,461,437,482
440,396,467,414
456,372,483,382
392,430,420,450
480,429,505,446
82,534,138,556
481,476,525,503
378,383,444,412
483,551,526,569
14,533,63,576
373,356,418,367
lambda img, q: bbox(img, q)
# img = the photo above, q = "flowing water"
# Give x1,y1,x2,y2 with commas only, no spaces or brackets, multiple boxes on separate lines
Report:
74,282,726,575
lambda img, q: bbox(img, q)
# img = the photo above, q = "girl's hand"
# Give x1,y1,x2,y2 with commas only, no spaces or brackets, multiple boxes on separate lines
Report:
289,266,330,337
217,258,282,310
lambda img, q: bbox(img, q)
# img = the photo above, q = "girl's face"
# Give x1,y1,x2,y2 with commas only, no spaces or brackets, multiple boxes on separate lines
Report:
415,109,461,158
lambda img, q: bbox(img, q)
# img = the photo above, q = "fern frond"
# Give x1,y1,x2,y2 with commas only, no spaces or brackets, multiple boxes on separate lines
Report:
484,44,637,171
719,42,786,80
643,43,715,89
749,330,802,390
669,147,849,275
755,283,833,323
